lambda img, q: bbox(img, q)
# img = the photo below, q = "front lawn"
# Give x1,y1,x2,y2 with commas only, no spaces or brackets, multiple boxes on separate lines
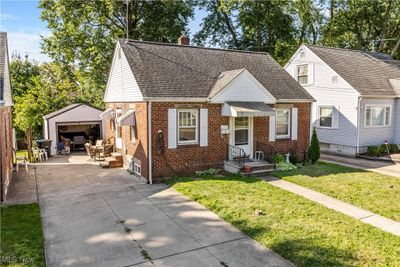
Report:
1,204,45,267
168,175,400,266
272,161,400,221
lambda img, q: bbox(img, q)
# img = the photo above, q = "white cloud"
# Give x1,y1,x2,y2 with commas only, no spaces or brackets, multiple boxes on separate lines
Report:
0,13,20,21
7,30,50,62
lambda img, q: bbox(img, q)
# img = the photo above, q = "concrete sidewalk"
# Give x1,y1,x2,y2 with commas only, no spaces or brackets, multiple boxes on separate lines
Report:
321,154,400,178
36,155,293,267
263,177,400,236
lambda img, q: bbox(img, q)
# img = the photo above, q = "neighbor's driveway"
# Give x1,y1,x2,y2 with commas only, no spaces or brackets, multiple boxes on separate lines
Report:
36,154,291,267
321,154,400,178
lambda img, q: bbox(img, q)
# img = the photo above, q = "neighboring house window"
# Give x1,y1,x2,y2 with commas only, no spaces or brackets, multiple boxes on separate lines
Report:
276,109,291,138
319,106,333,128
115,109,122,138
130,125,136,143
178,109,198,144
297,65,308,84
365,105,391,127
134,162,141,175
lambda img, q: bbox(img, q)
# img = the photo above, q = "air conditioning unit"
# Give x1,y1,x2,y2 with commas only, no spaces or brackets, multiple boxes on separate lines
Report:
127,157,134,174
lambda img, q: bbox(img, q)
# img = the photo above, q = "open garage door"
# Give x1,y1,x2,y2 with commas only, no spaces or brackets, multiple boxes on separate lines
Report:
57,121,102,151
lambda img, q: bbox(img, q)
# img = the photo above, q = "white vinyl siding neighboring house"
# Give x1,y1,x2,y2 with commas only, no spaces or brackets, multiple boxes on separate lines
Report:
104,42,143,102
285,45,360,155
359,98,396,148
285,44,400,156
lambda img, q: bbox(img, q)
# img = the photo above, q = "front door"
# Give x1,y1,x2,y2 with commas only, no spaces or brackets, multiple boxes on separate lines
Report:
232,117,252,157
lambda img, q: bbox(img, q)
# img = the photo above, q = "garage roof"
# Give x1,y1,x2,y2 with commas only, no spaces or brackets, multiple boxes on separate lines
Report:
43,104,102,120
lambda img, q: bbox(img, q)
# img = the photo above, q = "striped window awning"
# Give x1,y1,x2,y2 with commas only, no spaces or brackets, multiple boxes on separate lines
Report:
117,110,136,126
100,108,114,119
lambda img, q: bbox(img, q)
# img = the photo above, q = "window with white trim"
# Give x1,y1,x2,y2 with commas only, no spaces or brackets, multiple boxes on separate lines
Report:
130,125,136,143
134,162,141,175
319,106,333,128
115,108,122,138
365,105,391,127
178,109,198,144
297,65,308,85
276,109,291,138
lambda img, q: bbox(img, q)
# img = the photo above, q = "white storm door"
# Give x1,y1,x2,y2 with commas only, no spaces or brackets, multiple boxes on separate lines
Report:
233,117,252,157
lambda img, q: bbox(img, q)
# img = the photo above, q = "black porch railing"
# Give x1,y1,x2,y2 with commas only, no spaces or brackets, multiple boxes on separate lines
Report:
227,144,247,167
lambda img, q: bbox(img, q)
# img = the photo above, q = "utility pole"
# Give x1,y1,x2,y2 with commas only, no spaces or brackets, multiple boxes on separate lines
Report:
125,0,130,41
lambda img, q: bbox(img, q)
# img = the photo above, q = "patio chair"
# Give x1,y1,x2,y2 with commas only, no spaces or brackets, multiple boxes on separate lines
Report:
56,142,70,155
95,139,104,147
13,149,28,172
31,147,40,162
73,136,86,151
84,143,96,159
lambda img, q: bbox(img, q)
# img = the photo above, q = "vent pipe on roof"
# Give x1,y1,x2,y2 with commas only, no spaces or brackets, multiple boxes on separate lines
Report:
178,31,190,45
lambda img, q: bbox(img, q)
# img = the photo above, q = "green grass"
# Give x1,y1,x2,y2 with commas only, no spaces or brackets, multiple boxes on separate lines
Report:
272,161,400,221
167,175,400,266
1,204,45,267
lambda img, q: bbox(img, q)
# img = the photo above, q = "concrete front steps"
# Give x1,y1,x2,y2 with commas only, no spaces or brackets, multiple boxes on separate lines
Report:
224,160,275,176
100,152,123,168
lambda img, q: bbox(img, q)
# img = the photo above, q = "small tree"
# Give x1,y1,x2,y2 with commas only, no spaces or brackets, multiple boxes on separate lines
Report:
308,128,320,164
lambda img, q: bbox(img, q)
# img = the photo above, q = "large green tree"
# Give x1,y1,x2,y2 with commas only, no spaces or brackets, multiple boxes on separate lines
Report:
39,0,194,105
13,62,80,138
321,0,400,58
9,54,41,98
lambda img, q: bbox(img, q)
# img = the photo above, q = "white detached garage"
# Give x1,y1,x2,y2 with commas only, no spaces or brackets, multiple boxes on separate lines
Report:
43,104,105,155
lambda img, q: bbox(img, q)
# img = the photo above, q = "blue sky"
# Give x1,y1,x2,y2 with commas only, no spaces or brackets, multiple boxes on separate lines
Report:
0,0,205,62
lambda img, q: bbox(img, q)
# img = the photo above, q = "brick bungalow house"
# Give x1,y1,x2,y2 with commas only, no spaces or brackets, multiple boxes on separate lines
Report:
0,32,13,201
102,35,314,183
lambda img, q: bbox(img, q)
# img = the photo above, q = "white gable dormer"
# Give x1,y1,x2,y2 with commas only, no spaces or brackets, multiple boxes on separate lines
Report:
104,41,143,102
209,69,276,104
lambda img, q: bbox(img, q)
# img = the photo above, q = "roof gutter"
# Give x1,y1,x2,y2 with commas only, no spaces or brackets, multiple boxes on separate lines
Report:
143,97,207,102
276,99,316,103
360,95,398,99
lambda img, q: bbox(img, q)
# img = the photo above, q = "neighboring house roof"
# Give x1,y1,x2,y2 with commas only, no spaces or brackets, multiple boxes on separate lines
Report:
305,45,400,96
0,32,12,106
43,103,86,120
120,40,313,101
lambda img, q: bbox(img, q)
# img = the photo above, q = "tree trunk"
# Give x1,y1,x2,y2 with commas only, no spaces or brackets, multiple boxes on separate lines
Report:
330,0,335,19
378,0,393,52
26,127,33,163
391,38,400,57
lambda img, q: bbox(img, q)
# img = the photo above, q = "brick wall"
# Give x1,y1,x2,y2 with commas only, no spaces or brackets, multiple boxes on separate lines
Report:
151,102,311,179
151,103,229,179
105,101,312,181
0,106,13,202
105,102,149,180
254,103,311,160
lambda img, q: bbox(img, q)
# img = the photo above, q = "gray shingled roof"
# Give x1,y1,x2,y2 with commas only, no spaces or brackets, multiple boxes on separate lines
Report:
43,104,83,119
306,45,400,96
120,40,313,100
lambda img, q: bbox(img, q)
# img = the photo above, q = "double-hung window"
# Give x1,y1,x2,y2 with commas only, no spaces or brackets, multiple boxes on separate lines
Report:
365,105,391,127
276,109,291,139
297,65,308,85
178,109,198,144
115,108,122,138
319,106,333,128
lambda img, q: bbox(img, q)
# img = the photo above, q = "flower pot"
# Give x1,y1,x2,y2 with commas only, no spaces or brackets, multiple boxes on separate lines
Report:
243,166,252,173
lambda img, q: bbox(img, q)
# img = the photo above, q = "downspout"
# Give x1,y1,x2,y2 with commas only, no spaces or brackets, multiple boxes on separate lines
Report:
356,96,362,155
148,101,153,184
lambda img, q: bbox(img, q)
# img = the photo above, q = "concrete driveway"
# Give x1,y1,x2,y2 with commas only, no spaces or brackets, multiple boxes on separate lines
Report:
36,154,292,267
321,154,400,178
